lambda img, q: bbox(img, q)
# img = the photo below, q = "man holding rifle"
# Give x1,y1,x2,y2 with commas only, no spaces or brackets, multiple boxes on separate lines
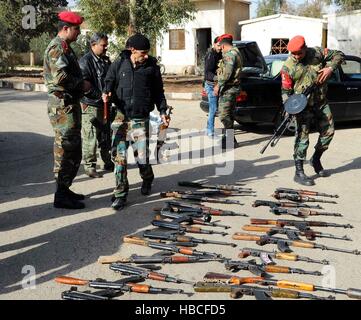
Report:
281,35,345,186
103,33,169,211
79,32,113,178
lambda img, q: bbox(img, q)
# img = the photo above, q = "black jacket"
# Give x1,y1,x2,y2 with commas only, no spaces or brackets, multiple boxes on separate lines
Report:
79,50,111,108
204,48,222,82
104,50,167,119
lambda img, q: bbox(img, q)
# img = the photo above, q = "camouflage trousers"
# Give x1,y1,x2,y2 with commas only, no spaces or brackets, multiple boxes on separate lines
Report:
81,104,111,171
294,103,335,160
111,111,154,199
47,94,82,188
218,87,239,129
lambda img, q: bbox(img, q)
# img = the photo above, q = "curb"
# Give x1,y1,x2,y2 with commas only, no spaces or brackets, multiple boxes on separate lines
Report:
0,80,201,100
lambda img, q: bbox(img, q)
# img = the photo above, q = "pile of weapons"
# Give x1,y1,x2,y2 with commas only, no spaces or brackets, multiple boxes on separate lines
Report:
54,184,361,300
198,187,361,300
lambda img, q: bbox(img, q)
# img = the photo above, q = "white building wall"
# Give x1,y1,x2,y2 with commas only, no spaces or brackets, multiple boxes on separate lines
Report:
240,16,325,56
157,1,224,74
327,10,361,56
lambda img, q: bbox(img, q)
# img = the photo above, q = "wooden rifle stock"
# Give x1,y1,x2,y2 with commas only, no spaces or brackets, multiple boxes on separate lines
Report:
55,276,89,286
232,232,261,241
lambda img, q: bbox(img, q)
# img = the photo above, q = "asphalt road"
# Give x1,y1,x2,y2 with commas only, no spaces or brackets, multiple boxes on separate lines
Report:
1,88,361,301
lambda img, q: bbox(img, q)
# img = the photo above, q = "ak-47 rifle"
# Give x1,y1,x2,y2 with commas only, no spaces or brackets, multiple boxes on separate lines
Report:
238,247,329,265
157,105,173,160
194,282,334,300
232,232,361,255
61,287,114,300
223,260,322,276
165,189,254,197
90,101,112,152
270,207,342,218
253,200,323,209
55,275,185,295
161,191,244,205
151,219,228,236
98,252,224,264
109,263,194,285
202,273,361,299
123,235,222,258
164,201,248,217
154,210,230,229
273,192,337,204
242,225,352,241
250,218,353,229
178,181,254,192
275,187,339,198
143,230,237,247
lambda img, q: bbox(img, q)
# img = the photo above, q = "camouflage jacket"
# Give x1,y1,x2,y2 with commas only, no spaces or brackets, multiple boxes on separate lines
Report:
281,47,345,106
43,36,83,98
217,46,243,91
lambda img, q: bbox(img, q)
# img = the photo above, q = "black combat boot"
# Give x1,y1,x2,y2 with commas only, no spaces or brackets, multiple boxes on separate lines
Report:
310,150,330,177
294,160,315,186
141,180,152,195
54,189,85,209
65,188,85,201
111,197,126,210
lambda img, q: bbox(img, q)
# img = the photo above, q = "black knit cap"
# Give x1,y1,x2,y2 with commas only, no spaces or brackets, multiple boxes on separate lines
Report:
127,33,150,50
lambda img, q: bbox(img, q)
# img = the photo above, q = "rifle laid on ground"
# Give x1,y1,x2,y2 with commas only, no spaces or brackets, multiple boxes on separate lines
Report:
151,219,228,236
109,263,194,285
178,181,254,192
273,192,337,204
143,230,237,247
242,225,352,241
275,187,339,198
165,201,248,217
154,210,230,229
270,207,342,218
202,273,361,299
161,192,244,205
253,200,322,209
194,282,334,300
123,235,222,258
55,275,184,295
250,218,353,229
98,252,225,264
223,259,322,276
238,247,329,265
232,232,360,255
61,287,114,300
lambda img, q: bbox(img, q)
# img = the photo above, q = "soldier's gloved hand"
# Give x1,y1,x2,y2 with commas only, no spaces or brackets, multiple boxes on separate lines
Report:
317,67,333,84
102,92,112,103
82,80,92,93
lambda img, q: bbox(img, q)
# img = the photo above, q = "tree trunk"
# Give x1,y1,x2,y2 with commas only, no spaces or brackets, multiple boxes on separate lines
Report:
128,0,136,36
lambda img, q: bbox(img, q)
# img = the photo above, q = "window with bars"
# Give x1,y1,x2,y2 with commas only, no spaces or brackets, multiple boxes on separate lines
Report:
271,38,289,54
169,29,185,50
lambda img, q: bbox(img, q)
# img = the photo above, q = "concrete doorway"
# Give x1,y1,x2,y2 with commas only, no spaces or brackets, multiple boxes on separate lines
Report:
196,28,212,68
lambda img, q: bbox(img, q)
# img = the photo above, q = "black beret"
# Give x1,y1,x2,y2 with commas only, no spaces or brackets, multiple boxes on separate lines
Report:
127,33,150,50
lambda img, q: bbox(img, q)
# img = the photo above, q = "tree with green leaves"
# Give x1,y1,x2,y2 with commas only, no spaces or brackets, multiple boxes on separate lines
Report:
296,0,324,18
78,0,196,43
256,0,296,17
327,0,361,11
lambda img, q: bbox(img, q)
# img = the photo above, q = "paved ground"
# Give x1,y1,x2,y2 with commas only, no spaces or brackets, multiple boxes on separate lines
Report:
1,88,361,300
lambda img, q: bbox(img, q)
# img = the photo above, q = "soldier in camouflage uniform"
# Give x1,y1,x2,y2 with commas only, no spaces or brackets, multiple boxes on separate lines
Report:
103,34,169,211
281,35,345,186
44,11,91,209
214,34,243,149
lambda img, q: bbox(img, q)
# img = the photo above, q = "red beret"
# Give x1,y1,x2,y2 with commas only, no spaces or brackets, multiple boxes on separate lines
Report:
287,35,306,52
58,11,84,25
218,33,233,42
